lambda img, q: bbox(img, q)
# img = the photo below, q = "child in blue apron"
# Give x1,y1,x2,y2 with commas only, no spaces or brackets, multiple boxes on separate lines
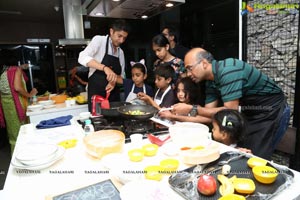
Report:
117,59,154,104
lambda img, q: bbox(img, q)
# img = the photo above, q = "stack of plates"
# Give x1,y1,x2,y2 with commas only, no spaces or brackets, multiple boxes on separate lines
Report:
38,100,56,109
38,100,55,106
27,104,43,112
11,144,65,170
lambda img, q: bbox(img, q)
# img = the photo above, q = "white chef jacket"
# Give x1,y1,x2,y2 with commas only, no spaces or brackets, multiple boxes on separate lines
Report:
78,35,126,79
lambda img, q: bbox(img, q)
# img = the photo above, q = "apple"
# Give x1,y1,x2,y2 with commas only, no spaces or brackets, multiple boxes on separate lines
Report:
197,174,217,196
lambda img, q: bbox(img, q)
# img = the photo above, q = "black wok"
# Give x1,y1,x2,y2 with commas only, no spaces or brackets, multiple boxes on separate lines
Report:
117,105,158,120
99,102,131,117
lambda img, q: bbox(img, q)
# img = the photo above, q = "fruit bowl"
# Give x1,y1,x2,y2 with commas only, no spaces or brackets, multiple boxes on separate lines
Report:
50,94,67,104
252,165,278,184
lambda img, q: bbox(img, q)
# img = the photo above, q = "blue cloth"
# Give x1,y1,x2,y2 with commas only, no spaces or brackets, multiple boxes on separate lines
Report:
36,115,73,129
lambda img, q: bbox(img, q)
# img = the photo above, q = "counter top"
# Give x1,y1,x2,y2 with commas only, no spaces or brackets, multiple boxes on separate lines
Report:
26,103,88,123
26,103,88,116
2,119,300,200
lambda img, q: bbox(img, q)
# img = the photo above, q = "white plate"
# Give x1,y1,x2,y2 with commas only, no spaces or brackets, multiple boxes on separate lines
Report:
27,104,43,112
43,104,56,109
38,100,54,106
11,146,65,170
120,180,178,200
16,143,58,162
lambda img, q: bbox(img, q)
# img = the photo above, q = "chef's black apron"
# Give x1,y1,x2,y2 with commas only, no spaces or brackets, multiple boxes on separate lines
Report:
237,92,286,159
87,36,122,111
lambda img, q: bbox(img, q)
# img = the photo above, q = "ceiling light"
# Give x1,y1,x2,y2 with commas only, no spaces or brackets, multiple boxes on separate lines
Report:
95,12,104,16
141,15,148,19
166,3,174,7
112,0,120,1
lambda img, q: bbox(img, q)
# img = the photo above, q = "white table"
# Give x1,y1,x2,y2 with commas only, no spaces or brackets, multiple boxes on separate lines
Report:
2,119,300,200
26,103,88,123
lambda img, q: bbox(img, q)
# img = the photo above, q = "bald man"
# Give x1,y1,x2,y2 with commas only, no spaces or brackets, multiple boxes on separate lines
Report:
172,48,290,159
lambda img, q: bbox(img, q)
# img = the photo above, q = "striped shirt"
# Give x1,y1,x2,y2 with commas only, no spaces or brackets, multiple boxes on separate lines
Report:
205,58,282,104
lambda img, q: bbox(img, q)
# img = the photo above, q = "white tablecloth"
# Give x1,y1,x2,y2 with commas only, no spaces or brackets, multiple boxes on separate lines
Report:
2,118,300,200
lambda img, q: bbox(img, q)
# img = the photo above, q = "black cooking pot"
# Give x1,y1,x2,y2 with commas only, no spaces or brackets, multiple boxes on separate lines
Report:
98,102,131,117
117,105,158,120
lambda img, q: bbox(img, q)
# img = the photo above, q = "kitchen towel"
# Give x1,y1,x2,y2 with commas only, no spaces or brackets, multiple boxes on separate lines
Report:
36,115,73,129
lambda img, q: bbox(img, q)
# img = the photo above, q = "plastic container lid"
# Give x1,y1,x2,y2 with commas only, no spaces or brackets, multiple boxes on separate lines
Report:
85,119,92,125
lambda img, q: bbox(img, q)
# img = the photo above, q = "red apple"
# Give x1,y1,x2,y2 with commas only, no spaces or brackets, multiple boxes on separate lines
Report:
197,174,217,196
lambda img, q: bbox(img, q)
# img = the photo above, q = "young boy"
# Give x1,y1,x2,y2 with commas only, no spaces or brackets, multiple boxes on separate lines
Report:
138,64,177,109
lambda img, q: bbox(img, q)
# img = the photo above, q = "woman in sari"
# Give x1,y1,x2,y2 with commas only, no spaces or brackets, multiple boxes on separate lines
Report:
0,52,38,153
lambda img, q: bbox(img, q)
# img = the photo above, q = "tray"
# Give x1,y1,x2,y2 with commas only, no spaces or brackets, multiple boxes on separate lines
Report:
169,151,294,200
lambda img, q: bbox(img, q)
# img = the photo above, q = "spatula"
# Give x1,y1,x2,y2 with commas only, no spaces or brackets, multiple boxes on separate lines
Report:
101,91,110,109
147,134,171,146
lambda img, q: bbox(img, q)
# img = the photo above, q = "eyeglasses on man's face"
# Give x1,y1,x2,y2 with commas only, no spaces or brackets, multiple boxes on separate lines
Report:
185,60,202,72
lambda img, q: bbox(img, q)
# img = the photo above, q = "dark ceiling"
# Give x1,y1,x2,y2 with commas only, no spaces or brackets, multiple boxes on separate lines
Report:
0,0,64,22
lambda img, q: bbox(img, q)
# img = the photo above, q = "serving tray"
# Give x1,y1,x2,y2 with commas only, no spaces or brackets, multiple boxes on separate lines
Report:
169,151,294,200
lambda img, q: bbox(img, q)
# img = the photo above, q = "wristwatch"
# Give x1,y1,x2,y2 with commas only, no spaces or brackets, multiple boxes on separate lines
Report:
189,105,198,117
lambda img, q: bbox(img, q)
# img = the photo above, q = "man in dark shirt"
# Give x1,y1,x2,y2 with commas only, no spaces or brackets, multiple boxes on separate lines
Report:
162,26,189,60
172,48,290,159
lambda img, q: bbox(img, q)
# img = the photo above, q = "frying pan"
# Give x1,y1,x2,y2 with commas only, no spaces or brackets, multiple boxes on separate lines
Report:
117,105,158,120
100,102,131,117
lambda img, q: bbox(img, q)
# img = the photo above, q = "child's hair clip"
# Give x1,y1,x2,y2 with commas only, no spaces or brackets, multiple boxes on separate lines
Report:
222,116,227,126
222,115,233,127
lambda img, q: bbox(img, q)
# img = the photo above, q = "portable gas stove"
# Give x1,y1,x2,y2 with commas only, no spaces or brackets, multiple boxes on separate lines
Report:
78,116,167,139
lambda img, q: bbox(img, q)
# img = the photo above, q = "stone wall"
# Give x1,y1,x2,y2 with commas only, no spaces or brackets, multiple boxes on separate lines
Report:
246,0,299,123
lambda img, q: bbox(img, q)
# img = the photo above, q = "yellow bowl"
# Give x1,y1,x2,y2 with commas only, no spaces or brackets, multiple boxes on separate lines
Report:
128,149,144,162
252,165,278,184
160,158,179,174
144,165,163,181
247,157,268,168
142,144,158,156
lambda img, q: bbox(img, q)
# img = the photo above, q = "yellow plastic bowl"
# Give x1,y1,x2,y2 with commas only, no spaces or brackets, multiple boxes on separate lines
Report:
142,144,158,156
160,158,179,174
252,165,278,184
144,165,163,181
247,157,268,168
128,149,144,162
